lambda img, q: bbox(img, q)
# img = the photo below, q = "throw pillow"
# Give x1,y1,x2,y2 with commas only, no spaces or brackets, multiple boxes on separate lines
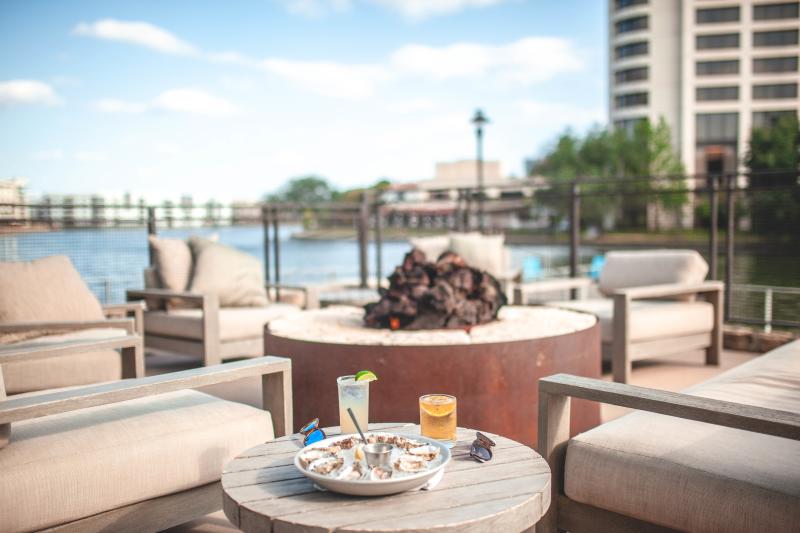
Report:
449,232,507,278
148,236,192,291
189,242,268,307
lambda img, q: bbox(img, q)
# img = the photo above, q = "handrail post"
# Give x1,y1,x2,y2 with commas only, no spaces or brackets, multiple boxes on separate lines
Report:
358,193,369,289
569,180,581,299
724,174,735,321
374,199,383,289
272,206,281,301
764,288,773,333
262,205,271,292
146,206,157,266
709,174,719,280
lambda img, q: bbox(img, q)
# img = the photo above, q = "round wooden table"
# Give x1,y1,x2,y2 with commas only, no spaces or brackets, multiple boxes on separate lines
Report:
222,423,551,533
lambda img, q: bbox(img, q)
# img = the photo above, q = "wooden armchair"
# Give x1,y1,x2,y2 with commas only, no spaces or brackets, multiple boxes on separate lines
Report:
0,353,292,532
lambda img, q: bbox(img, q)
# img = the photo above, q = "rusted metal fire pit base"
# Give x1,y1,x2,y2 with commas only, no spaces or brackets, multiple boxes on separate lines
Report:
265,306,601,447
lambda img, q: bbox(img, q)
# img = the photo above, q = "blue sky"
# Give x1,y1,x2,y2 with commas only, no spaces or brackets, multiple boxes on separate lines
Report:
0,0,607,202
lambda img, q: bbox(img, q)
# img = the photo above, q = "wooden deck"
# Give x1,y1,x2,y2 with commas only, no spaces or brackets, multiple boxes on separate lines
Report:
149,347,759,533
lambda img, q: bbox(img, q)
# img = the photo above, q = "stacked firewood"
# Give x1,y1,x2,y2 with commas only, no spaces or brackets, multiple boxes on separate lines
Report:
364,248,507,330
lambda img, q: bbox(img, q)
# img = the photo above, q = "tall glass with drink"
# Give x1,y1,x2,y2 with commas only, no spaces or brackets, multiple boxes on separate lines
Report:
337,375,369,434
419,394,457,443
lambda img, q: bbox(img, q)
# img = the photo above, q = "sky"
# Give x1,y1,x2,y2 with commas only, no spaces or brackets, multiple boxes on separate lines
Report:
0,0,607,202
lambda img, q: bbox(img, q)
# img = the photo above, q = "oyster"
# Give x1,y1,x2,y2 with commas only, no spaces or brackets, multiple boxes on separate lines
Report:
322,445,342,455
370,466,393,480
394,454,427,473
298,448,330,468
337,436,359,449
308,456,343,475
408,445,439,461
338,462,366,481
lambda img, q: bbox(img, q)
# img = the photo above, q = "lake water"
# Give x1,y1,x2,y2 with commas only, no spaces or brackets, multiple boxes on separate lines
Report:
1,225,797,327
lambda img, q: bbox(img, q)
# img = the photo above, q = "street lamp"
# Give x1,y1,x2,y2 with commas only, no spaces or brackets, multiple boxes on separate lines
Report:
471,109,489,232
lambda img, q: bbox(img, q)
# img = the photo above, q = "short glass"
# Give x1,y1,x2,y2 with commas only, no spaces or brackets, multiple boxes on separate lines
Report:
337,375,369,434
419,394,457,442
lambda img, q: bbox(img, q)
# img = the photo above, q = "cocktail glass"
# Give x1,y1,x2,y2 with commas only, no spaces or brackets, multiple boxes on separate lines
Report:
419,394,457,443
337,375,369,434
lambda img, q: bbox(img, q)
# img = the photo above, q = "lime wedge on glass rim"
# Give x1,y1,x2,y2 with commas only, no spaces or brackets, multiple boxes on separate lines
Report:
354,370,378,382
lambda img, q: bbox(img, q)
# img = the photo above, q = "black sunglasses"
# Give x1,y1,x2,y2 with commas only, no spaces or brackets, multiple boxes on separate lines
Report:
469,431,496,463
299,418,326,446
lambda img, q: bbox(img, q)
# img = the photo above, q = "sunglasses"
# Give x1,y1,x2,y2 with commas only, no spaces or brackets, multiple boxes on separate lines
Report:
299,418,326,446
469,431,497,463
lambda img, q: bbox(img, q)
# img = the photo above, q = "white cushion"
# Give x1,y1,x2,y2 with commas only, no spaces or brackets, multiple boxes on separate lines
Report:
408,236,450,262
598,249,709,297
148,236,192,291
564,340,800,533
448,232,507,278
189,242,268,308
546,298,714,346
0,390,273,533
144,305,300,341
0,256,104,344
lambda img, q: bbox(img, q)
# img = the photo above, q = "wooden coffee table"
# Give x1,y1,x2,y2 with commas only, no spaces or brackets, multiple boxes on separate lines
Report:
222,423,551,533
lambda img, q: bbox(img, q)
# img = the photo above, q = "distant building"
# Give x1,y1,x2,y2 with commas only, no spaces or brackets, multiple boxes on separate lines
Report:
609,0,800,175
0,178,29,223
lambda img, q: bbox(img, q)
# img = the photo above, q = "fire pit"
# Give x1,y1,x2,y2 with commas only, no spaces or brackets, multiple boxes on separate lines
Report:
265,305,601,447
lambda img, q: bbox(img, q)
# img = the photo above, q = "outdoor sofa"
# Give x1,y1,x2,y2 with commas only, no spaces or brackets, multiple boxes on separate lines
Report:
537,339,800,532
128,235,303,366
544,249,723,383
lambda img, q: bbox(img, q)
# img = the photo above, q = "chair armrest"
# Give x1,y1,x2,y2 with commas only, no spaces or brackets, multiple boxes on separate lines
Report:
103,302,145,336
0,355,293,436
0,318,136,335
266,283,309,308
513,277,593,304
126,289,207,305
612,281,724,300
0,334,141,364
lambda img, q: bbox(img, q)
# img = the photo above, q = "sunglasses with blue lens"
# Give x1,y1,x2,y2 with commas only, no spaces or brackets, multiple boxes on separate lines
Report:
299,418,326,446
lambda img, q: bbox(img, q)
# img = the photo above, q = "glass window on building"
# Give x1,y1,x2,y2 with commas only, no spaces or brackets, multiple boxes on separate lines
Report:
614,66,649,83
696,59,740,75
752,110,798,128
615,15,648,35
615,92,649,108
696,33,740,49
696,86,740,101
696,6,740,23
615,0,647,10
753,83,798,99
753,56,799,73
615,41,649,59
753,2,799,20
753,29,799,47
696,112,739,143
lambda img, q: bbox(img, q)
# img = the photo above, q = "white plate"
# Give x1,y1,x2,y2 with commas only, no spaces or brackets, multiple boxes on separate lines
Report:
294,432,451,496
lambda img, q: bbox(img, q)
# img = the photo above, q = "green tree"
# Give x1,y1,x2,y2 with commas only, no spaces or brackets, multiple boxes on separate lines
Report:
745,114,800,234
267,176,339,204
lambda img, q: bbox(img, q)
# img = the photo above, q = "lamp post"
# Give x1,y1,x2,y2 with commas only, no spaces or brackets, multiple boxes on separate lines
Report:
471,109,489,232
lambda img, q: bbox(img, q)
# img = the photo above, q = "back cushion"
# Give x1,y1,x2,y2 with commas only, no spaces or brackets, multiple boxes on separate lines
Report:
408,235,450,262
449,232,507,278
0,256,104,343
149,236,192,291
189,242,268,307
598,250,709,296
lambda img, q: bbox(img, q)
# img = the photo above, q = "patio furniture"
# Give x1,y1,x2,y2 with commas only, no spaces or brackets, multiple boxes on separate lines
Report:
128,236,303,366
265,305,601,447
536,338,800,533
544,249,723,383
0,255,145,395
222,423,551,532
0,353,292,533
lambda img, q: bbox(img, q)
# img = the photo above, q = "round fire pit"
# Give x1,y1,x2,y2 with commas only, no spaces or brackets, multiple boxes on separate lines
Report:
264,305,601,447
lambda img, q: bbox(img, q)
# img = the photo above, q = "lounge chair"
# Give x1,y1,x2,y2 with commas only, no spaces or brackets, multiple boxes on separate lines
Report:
544,250,723,383
128,236,303,366
0,342,292,533
537,338,800,532
0,255,145,395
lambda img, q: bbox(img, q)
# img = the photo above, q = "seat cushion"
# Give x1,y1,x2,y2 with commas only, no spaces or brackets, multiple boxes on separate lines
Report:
0,389,273,533
0,256,104,343
563,340,800,533
189,242,268,308
1,328,126,395
546,298,714,345
144,305,300,341
598,249,708,299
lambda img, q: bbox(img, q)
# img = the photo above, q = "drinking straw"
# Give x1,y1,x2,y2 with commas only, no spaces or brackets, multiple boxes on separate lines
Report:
347,407,368,443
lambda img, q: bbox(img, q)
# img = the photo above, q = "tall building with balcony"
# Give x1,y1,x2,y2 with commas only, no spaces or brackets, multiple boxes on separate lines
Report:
609,0,800,175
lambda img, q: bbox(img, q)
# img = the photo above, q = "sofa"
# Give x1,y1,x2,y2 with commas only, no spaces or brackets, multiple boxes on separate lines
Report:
537,339,800,533
545,249,723,382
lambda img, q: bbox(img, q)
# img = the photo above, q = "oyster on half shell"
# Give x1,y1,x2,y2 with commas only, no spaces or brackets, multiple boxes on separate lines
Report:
394,454,427,473
407,445,439,461
308,456,344,475
370,465,393,480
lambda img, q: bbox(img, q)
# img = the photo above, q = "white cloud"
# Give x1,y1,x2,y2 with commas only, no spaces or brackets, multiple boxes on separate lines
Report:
518,99,605,131
32,148,65,161
0,80,60,106
74,151,106,162
282,0,352,17
96,98,148,114
95,89,238,117
387,97,436,113
73,19,196,55
370,0,508,19
392,37,582,84
260,59,388,99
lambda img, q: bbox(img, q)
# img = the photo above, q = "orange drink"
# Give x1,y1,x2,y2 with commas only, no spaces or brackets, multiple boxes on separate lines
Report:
419,394,457,442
